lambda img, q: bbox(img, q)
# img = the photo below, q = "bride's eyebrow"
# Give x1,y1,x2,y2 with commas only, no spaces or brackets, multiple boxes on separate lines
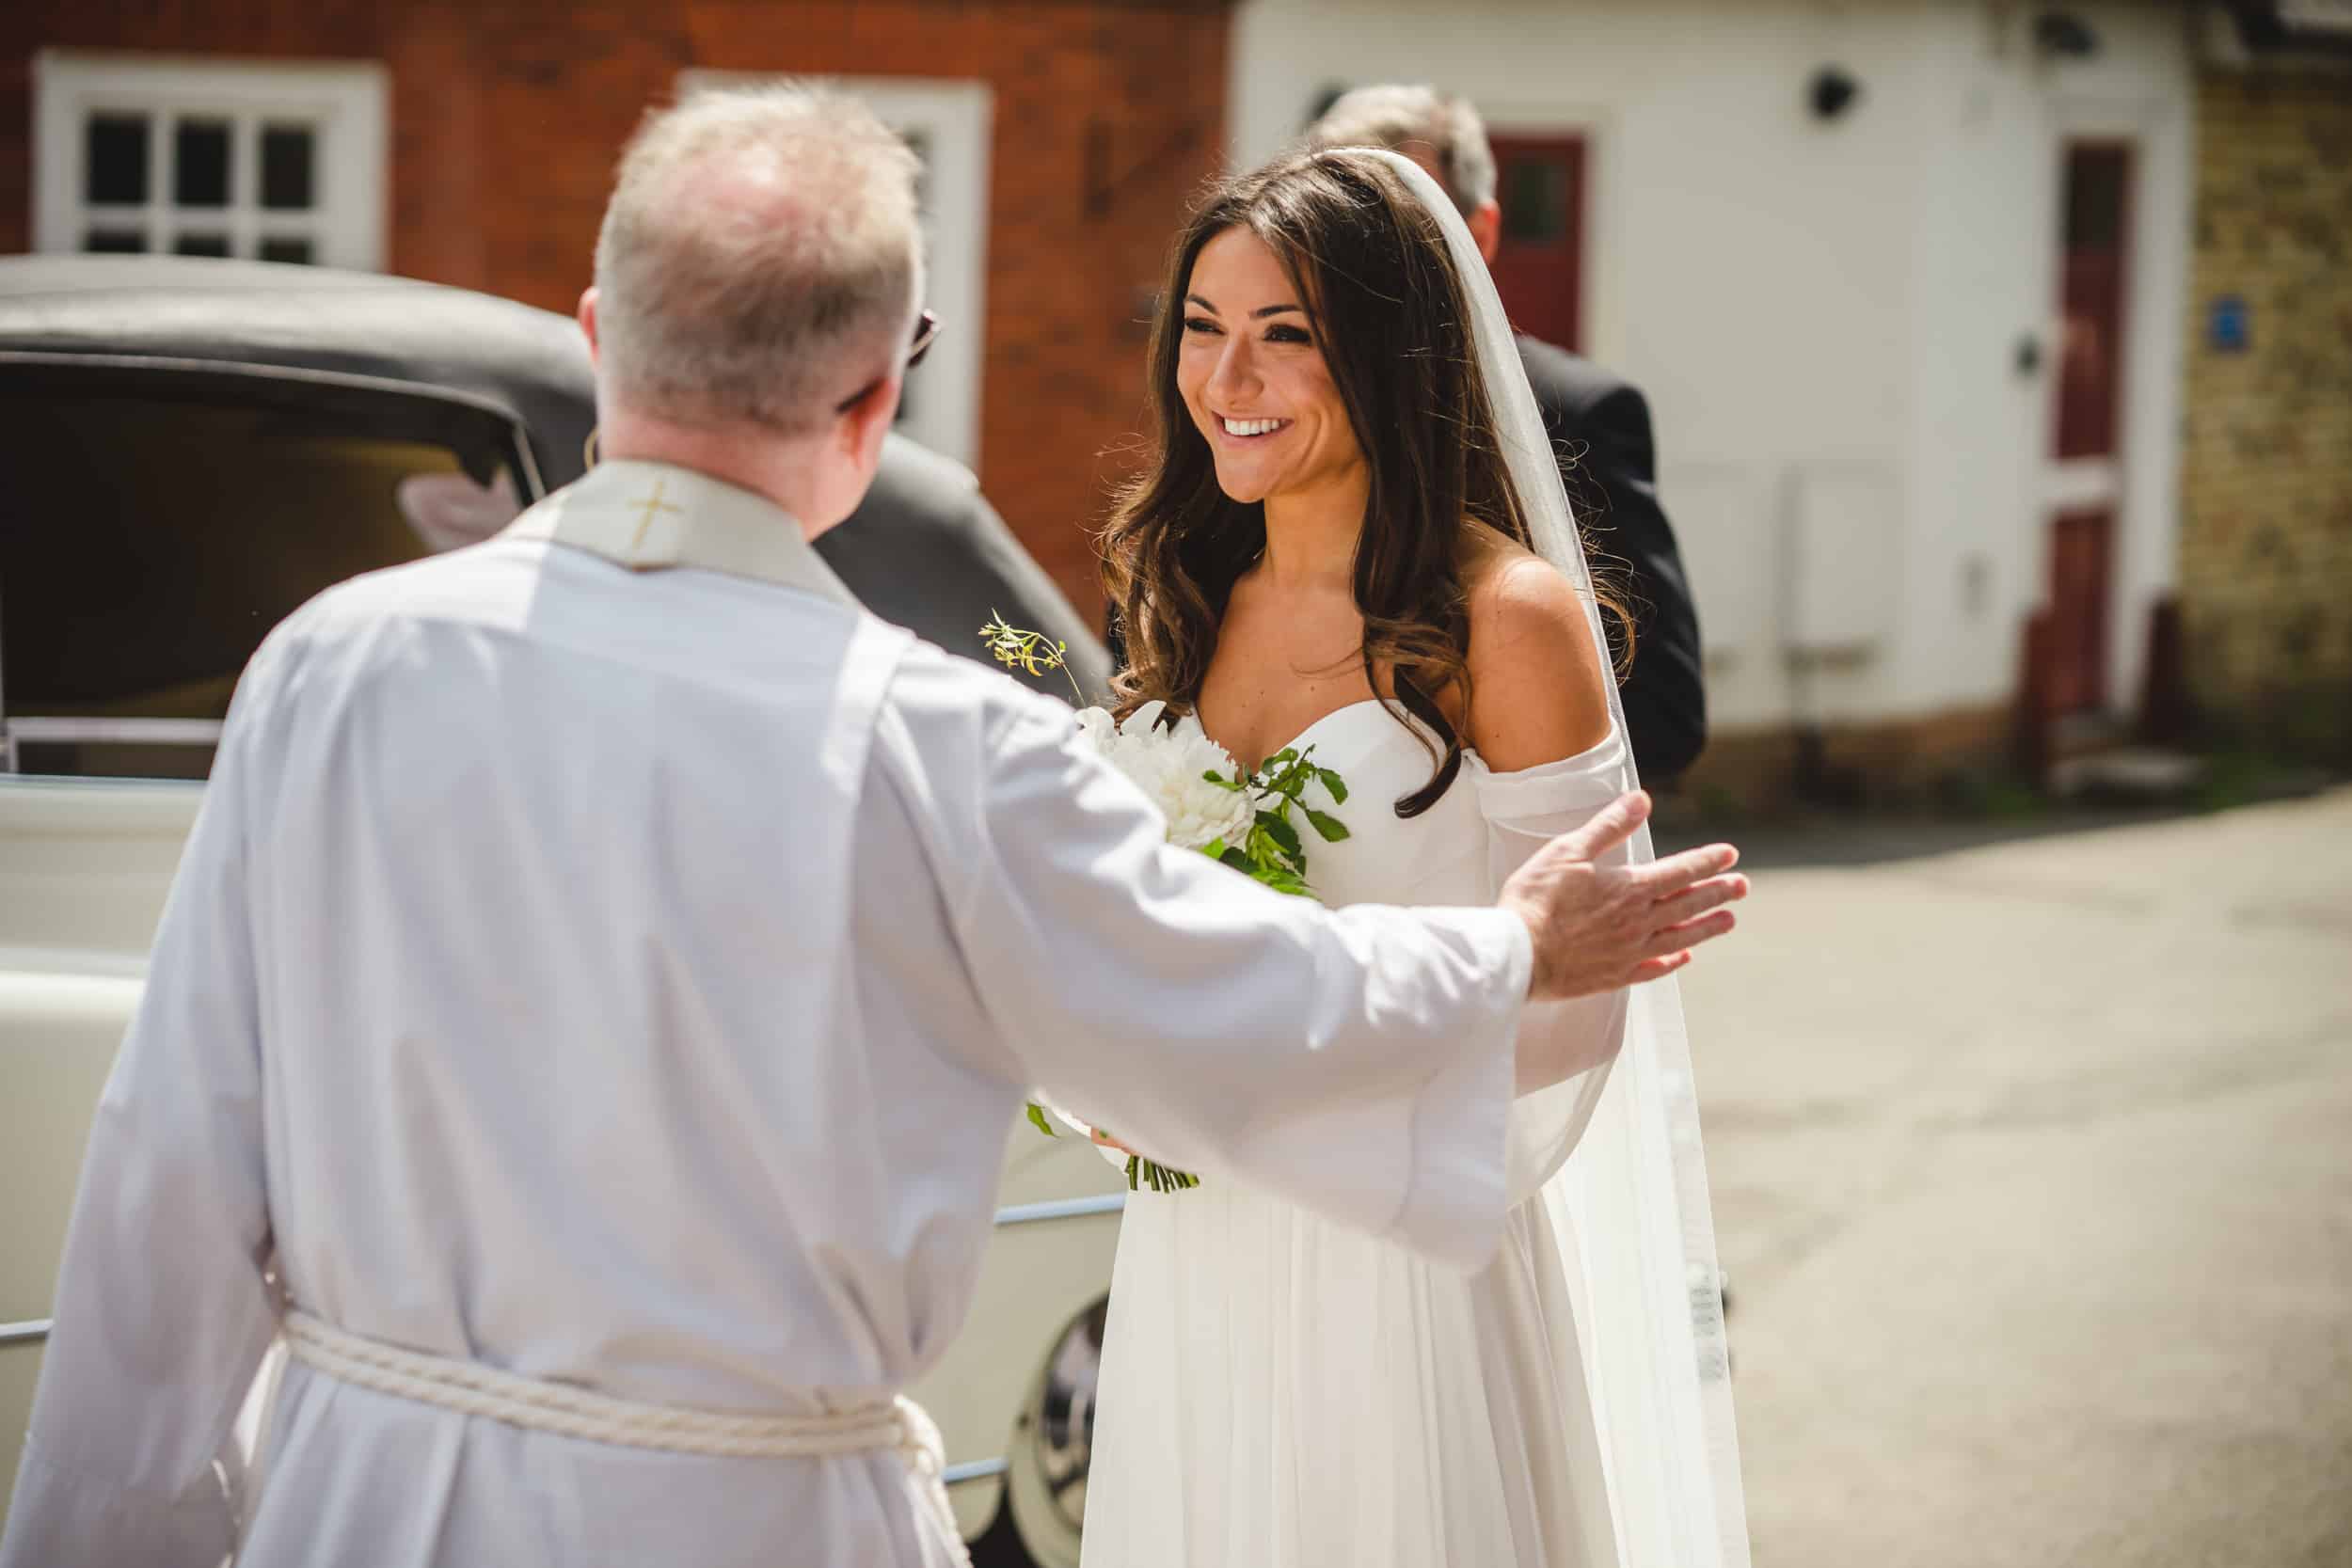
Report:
1183,293,1306,320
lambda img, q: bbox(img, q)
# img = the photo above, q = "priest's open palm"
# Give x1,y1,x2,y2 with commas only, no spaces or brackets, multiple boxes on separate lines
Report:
1500,789,1746,1005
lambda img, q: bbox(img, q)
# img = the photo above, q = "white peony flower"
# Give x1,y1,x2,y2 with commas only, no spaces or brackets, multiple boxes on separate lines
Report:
1074,700,1258,853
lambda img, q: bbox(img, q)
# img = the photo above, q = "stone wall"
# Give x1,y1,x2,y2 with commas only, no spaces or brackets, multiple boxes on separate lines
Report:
2177,66,2352,759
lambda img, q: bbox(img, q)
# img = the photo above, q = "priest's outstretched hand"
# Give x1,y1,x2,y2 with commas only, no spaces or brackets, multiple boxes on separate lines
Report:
1498,790,1744,1086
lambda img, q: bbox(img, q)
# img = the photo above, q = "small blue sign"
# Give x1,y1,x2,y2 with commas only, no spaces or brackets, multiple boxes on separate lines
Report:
2209,294,2250,353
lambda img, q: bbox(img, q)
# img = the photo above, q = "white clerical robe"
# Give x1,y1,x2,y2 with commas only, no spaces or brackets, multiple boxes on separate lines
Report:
0,459,1531,1568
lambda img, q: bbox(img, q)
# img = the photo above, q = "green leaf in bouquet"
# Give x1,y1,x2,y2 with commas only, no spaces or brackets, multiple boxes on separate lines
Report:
1201,769,1246,792
1219,845,1254,872
1255,811,1303,862
1025,1101,1059,1138
1315,768,1349,804
1253,865,1312,898
1305,807,1351,844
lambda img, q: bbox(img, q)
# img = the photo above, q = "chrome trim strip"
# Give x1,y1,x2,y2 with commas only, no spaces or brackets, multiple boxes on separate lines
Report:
943,1457,1009,1487
0,1318,53,1347
5,718,225,747
991,1193,1126,1227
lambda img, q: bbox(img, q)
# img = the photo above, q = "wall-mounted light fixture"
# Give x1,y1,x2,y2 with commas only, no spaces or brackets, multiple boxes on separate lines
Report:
1808,66,1862,121
2033,10,2101,57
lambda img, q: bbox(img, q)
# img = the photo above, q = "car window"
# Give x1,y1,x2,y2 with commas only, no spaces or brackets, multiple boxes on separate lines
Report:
0,361,533,781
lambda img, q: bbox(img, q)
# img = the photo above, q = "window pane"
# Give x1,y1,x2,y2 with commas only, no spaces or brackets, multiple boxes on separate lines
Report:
85,229,148,253
0,376,526,781
175,119,232,207
1502,160,1572,245
174,233,231,257
260,124,315,210
2064,147,2128,253
85,114,150,204
259,236,314,264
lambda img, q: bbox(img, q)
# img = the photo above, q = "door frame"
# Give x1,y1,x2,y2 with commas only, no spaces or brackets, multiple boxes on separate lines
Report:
2042,136,2134,717
2033,91,2192,721
1479,101,1620,371
1485,132,1588,355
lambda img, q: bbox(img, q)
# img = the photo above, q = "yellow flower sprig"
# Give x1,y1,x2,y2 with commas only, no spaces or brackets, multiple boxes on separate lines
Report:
980,610,1084,704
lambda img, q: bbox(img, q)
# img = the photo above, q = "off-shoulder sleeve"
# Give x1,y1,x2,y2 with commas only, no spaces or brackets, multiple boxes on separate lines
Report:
1472,736,1636,1204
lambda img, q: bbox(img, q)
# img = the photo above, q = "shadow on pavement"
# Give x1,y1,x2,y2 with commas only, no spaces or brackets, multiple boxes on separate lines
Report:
1650,773,2343,872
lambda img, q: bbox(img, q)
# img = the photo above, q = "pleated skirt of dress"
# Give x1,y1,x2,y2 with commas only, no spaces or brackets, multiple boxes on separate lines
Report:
1080,1177,1619,1568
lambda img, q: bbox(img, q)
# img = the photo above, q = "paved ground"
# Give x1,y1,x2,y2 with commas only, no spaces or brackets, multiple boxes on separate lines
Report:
1670,787,2352,1568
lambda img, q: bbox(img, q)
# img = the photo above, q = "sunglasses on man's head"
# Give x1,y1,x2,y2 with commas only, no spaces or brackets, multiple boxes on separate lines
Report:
834,309,942,415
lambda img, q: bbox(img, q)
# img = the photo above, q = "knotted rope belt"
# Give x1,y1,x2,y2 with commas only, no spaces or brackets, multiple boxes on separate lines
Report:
282,1310,968,1562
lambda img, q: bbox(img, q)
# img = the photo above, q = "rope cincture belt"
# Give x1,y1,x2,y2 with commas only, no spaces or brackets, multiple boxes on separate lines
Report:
282,1309,969,1563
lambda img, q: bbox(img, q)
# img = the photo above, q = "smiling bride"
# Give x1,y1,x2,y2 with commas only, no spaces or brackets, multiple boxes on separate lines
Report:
1079,148,1749,1568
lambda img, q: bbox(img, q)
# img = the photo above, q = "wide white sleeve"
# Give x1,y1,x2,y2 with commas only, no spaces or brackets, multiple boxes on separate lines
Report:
914,691,1528,1271
0,655,286,1568
1475,736,1637,1205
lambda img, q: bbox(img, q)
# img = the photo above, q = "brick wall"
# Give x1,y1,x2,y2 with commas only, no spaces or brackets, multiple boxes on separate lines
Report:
2178,67,2352,758
1,0,1237,622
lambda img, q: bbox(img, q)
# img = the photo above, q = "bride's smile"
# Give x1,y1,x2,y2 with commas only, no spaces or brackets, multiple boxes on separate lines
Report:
1175,225,1367,511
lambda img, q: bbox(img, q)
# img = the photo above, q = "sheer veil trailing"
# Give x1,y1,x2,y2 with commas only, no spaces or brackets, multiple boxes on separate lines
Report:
1361,148,1752,1568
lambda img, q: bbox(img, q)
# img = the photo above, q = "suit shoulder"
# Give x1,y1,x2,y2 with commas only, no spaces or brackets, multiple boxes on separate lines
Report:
1514,334,1639,416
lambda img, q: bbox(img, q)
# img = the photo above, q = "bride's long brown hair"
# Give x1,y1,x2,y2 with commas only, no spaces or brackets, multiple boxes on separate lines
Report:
1101,149,1626,816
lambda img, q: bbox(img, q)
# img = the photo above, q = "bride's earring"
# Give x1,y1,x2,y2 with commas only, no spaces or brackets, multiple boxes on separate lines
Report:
582,427,601,469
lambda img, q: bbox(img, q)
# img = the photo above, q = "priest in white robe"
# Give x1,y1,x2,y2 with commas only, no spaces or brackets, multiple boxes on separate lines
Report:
0,84,1744,1568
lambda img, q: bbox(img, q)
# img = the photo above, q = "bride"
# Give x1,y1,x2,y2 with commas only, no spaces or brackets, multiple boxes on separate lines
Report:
1078,149,1749,1567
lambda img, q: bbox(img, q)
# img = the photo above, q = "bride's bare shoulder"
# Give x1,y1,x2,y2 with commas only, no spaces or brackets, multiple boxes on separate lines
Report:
1459,531,1613,771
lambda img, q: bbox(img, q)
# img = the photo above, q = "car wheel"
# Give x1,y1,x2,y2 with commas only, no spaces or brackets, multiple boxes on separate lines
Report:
998,1295,1105,1568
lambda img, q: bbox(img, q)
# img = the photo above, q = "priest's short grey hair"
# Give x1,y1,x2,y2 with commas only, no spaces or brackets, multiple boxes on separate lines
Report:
593,83,923,434
1305,84,1498,218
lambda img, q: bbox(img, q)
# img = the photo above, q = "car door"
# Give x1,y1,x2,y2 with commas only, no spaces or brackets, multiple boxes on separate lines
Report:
0,355,545,1510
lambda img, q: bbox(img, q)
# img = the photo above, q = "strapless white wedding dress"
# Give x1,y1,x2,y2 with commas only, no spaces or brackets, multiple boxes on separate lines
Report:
1080,700,1638,1568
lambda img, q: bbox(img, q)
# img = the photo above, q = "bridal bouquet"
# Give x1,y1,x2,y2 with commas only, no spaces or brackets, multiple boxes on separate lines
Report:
982,614,1353,1193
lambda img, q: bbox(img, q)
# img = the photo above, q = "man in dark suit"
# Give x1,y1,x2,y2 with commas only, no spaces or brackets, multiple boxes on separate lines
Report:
1307,86,1707,784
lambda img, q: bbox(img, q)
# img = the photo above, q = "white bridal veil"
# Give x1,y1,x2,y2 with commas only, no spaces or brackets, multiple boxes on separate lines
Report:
1361,148,1753,1568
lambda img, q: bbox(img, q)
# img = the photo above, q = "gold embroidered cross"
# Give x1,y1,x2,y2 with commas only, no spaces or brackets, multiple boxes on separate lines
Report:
626,478,685,550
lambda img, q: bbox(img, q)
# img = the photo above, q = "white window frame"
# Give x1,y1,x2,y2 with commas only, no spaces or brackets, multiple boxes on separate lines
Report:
680,71,992,472
33,50,388,270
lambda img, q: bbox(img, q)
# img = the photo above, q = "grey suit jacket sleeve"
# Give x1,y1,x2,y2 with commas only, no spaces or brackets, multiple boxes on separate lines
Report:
1518,339,1708,784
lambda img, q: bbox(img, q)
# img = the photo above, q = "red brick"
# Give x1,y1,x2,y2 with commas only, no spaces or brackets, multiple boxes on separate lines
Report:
1,0,1236,621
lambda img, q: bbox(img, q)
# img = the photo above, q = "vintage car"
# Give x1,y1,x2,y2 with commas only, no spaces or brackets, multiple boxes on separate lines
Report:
0,255,1118,1565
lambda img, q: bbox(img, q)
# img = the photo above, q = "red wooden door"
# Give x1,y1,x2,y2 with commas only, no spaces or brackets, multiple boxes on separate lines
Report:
2047,509,2115,715
2044,142,2133,715
2056,144,2131,461
1487,135,1586,352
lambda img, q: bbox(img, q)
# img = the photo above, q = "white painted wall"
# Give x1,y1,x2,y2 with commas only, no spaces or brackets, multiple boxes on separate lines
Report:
1898,3,2194,725
1228,0,2193,739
